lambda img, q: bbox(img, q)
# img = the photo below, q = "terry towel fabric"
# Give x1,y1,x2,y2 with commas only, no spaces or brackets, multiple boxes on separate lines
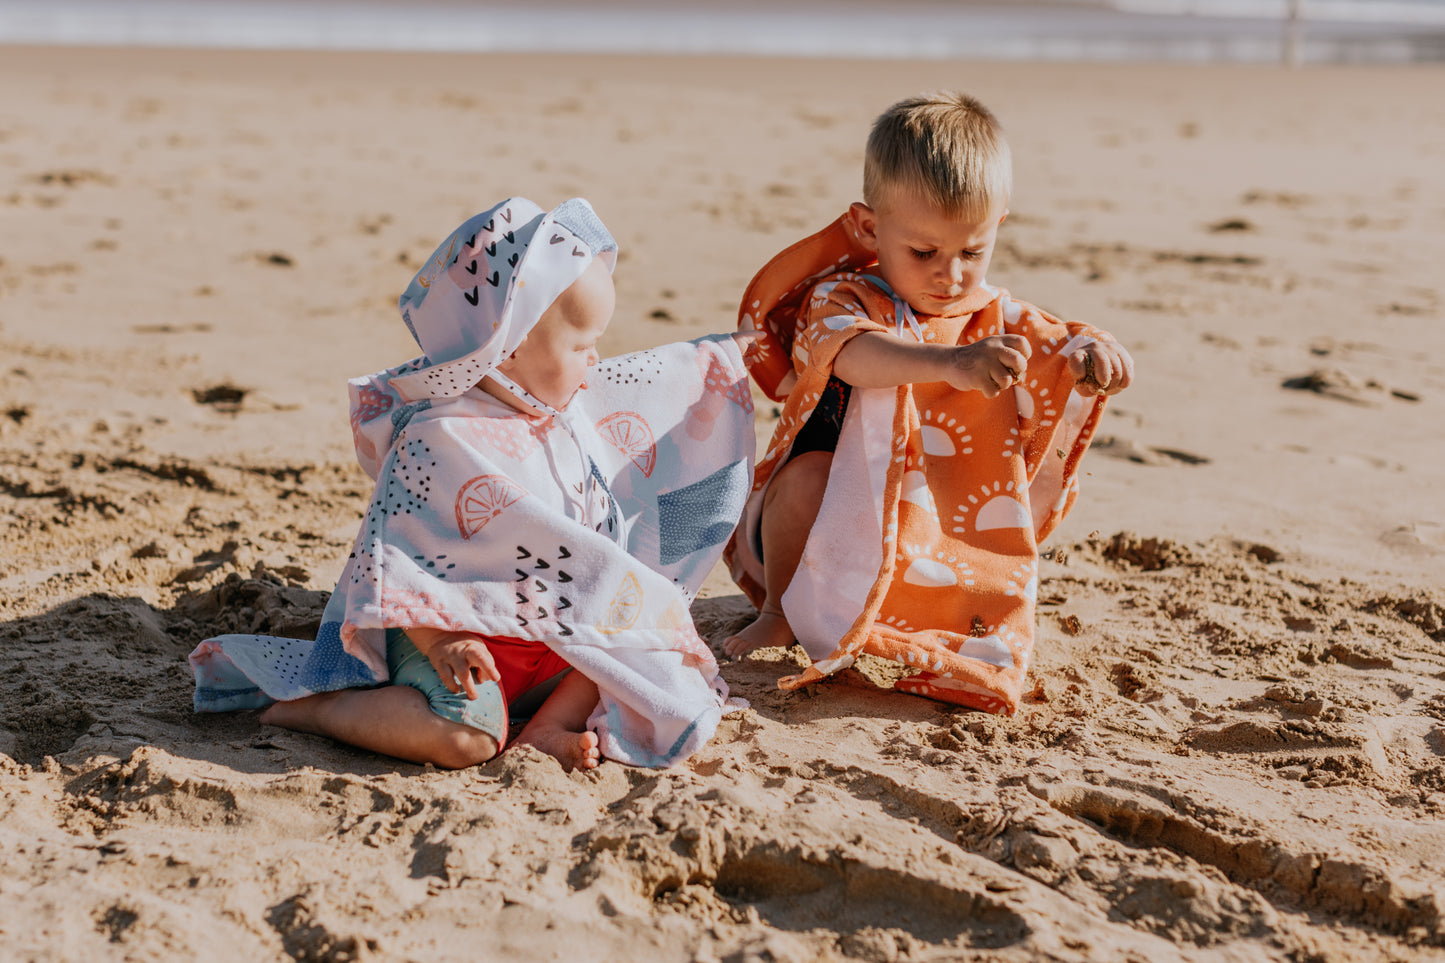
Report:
190,198,755,767
726,209,1109,715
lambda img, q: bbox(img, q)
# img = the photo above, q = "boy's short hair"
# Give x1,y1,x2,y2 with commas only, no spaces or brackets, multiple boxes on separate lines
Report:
863,91,1012,222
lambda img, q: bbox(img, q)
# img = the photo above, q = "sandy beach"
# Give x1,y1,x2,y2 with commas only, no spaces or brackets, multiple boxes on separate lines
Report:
1,43,1444,960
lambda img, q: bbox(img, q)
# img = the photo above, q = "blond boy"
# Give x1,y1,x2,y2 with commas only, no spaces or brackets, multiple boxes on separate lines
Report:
724,93,1132,714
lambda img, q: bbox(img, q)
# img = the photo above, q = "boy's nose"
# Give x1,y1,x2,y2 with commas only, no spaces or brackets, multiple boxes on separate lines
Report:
944,258,967,286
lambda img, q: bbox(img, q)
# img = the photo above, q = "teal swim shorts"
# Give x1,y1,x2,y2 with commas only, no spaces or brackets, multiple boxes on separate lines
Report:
386,628,508,744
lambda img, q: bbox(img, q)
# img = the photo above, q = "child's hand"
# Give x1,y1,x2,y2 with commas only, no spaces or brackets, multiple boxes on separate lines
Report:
947,334,1031,398
1068,339,1134,397
417,631,499,701
729,328,764,351
731,314,764,354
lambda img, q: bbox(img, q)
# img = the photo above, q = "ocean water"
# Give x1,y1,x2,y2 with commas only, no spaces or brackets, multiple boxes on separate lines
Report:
2,0,1444,63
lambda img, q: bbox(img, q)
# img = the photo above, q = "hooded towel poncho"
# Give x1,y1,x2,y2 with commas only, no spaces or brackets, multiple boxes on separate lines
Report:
190,198,755,766
725,209,1110,715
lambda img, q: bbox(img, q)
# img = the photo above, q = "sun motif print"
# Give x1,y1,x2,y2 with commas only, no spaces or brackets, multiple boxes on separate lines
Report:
725,210,1112,715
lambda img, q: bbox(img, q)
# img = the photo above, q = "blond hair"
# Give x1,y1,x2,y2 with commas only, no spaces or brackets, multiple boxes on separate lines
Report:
863,91,1012,221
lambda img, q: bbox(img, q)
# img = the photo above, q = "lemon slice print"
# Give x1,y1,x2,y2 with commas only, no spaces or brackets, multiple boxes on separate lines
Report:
454,474,525,539
597,411,656,478
600,571,644,634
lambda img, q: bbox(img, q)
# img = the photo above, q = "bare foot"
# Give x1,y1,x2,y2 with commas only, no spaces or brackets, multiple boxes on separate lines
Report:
722,609,795,658
514,722,601,772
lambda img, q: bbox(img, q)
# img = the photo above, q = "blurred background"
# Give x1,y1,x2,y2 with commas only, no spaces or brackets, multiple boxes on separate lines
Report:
3,0,1445,64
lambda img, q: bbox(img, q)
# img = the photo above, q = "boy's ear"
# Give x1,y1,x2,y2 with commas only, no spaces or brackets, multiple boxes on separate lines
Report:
999,208,1009,226
849,202,880,254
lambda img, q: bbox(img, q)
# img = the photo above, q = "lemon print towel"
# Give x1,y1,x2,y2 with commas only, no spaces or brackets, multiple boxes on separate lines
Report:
191,198,755,767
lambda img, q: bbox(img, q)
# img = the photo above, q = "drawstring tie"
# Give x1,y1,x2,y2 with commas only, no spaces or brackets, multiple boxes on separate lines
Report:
486,370,624,544
894,299,925,343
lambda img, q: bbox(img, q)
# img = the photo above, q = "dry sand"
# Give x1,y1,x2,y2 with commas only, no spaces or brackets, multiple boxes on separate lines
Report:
1,45,1444,961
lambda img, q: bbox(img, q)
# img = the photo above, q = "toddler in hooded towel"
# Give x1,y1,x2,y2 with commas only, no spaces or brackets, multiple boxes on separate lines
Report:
190,197,757,770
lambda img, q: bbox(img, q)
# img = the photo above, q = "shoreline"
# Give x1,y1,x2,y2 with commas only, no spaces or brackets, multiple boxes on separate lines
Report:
3,0,1445,63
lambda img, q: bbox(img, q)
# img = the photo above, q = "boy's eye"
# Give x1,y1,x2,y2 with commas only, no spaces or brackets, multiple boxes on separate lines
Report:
910,248,936,261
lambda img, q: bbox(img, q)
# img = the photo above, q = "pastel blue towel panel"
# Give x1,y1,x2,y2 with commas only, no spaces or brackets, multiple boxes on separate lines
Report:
657,459,751,566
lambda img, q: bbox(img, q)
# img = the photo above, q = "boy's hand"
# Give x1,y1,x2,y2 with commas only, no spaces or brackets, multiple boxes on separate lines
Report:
1068,339,1134,397
412,629,499,701
947,334,1031,398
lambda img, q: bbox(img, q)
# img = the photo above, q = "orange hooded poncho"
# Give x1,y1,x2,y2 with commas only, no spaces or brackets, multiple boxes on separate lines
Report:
725,210,1110,714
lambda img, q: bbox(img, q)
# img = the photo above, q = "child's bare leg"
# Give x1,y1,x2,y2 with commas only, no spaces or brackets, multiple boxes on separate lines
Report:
723,450,832,657
512,670,602,771
260,685,502,770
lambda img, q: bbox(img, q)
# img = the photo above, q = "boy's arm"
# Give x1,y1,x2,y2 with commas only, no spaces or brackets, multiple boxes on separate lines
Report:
833,330,1032,399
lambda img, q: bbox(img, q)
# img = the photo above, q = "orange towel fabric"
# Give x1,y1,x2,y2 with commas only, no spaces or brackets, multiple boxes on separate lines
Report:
726,210,1109,714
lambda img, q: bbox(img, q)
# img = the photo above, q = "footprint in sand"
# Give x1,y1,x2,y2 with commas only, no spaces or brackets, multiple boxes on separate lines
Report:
357,213,392,235
1092,434,1210,466
1380,523,1445,556
1153,250,1262,267
1280,368,1421,405
32,169,115,188
133,322,213,334
192,384,247,412
1241,189,1311,208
